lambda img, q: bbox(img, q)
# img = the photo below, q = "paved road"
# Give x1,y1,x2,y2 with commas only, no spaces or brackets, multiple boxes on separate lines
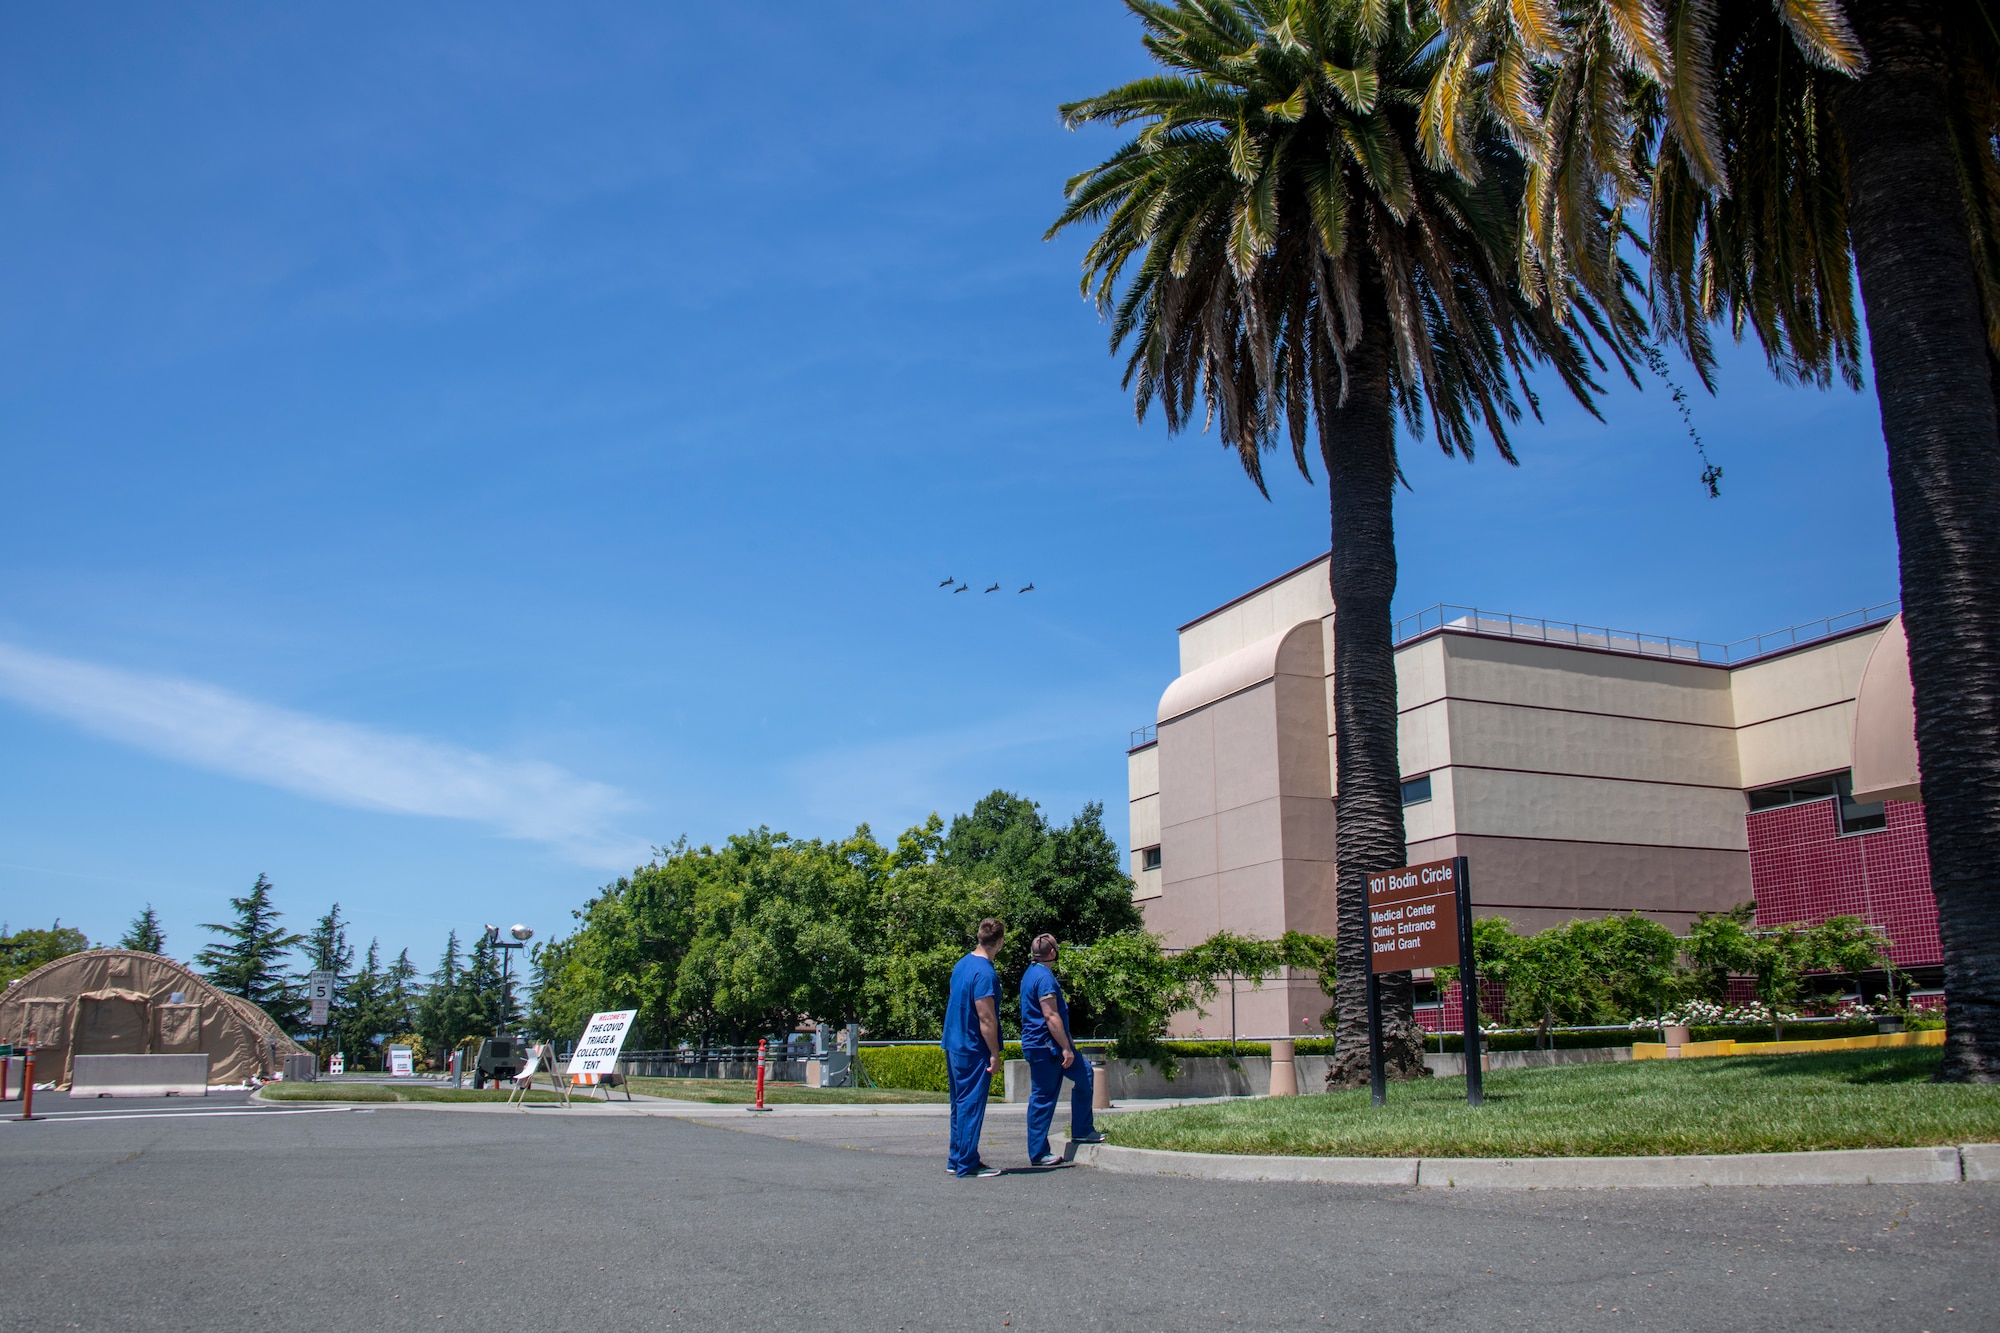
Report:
0,1095,1992,1332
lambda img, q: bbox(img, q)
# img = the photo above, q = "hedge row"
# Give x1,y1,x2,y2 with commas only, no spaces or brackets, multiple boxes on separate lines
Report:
864,1020,1936,1071
857,1045,1002,1098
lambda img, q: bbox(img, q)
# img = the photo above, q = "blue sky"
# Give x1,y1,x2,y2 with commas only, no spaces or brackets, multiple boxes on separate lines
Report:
0,4,1899,969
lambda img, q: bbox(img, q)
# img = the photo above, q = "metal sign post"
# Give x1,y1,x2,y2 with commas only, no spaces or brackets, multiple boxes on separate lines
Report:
1368,856,1483,1109
1364,971,1385,1108
1454,856,1484,1107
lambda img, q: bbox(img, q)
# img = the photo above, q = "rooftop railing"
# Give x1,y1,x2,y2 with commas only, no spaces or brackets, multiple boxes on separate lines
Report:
1130,600,1901,746
1392,600,1901,666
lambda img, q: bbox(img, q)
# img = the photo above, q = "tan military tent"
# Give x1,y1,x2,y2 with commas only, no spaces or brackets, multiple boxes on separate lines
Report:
0,949,304,1086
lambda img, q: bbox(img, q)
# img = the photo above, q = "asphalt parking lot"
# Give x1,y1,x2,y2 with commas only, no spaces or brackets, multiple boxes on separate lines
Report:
0,1093,1993,1332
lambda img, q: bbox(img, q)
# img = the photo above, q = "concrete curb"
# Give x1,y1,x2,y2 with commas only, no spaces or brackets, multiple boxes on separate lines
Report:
1075,1141,2000,1190
1416,1146,1961,1189
1070,1143,1417,1185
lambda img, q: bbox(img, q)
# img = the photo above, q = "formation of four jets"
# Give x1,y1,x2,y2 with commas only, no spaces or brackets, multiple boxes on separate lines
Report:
939,576,1034,594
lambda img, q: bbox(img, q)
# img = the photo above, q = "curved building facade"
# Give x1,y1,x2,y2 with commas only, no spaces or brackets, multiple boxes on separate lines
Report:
1127,555,1931,1037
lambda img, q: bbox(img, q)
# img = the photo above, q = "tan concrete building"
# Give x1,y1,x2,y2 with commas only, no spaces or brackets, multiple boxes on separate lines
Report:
1127,555,1923,1037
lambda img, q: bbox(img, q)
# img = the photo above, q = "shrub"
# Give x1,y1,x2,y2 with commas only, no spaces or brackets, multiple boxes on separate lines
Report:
858,1045,1002,1098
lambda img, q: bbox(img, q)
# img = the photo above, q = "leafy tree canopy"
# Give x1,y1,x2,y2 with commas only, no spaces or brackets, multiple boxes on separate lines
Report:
1,922,91,985
530,792,1139,1047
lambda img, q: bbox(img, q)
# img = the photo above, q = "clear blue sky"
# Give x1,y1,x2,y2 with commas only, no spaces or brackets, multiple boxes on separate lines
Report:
0,3,1898,969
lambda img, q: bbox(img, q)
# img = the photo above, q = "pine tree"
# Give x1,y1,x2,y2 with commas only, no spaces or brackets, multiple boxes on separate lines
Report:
196,875,305,1026
117,905,167,956
339,940,386,1070
415,930,469,1062
462,930,505,1037
294,903,353,1064
301,903,354,975
384,948,421,1049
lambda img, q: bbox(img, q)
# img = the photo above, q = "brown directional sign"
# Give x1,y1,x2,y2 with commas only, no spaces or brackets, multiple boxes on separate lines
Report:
1368,857,1463,973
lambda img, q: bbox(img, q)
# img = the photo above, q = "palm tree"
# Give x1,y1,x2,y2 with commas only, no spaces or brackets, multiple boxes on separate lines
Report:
1048,0,1638,1085
1447,0,2000,1080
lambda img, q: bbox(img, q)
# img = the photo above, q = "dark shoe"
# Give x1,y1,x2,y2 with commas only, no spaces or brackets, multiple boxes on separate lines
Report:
1070,1131,1106,1145
973,1165,1003,1178
1030,1152,1063,1167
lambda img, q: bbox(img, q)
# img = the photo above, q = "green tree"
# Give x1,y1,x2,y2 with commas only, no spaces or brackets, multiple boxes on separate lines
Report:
1049,0,1635,1088
1059,929,1221,1052
1448,0,2000,1081
1577,913,1684,1026
295,903,353,1059
1432,914,1520,1029
416,930,484,1063
384,948,421,1045
1495,922,1607,1042
1748,915,1889,1040
117,905,167,956
195,875,304,1027
1681,903,1760,1004
338,941,385,1070
940,792,1140,1000
0,923,91,985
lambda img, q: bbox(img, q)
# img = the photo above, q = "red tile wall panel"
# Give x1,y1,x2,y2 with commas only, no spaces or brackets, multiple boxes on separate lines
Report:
1420,979,1507,1032
1745,798,1939,968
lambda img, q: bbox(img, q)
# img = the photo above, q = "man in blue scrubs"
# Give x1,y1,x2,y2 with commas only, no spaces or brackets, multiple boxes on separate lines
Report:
942,917,1006,1178
1021,933,1103,1165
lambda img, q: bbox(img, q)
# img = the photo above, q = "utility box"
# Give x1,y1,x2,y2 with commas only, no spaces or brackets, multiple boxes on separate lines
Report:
281,1053,317,1082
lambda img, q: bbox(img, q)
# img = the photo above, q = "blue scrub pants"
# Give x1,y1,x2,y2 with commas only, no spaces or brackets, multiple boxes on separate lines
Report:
1025,1049,1095,1160
945,1049,992,1175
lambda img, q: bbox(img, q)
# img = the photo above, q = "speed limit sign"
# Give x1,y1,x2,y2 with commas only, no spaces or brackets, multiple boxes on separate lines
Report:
309,970,335,1026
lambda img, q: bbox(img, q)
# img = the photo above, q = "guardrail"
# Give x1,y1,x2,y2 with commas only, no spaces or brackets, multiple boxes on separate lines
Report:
1392,600,1900,666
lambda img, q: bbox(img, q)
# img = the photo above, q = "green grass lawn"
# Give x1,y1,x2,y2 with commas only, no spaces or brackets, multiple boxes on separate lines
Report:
624,1076,948,1105
258,1082,587,1105
1105,1049,2000,1158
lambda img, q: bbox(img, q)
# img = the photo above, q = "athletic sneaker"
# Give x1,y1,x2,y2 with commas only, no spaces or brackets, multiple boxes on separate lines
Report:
950,1161,994,1175
1070,1131,1106,1145
972,1165,1003,1178
1031,1152,1064,1167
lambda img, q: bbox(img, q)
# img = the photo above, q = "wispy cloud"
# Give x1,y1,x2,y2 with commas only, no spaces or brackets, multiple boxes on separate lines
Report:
0,641,642,866
782,696,1131,833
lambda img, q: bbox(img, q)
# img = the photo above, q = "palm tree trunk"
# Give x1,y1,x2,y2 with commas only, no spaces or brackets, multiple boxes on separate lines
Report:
1836,0,2000,1081
1320,309,1430,1089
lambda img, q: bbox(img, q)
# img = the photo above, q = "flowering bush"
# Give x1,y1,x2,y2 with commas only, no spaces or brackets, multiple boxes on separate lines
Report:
1627,998,1805,1029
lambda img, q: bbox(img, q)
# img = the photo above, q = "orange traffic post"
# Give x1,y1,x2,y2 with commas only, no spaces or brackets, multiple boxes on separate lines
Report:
749,1038,772,1112
19,1043,39,1122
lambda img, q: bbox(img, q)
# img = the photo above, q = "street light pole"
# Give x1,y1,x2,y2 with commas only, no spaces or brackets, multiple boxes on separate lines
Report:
485,923,533,1037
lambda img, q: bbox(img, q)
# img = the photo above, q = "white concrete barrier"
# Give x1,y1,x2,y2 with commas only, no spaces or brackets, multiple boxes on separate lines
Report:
70,1054,210,1097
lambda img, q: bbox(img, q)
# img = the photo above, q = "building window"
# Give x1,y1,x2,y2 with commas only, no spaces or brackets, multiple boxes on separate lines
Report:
1747,774,1841,810
1140,846,1162,872
1746,770,1886,834
1835,772,1887,835
1401,774,1433,806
